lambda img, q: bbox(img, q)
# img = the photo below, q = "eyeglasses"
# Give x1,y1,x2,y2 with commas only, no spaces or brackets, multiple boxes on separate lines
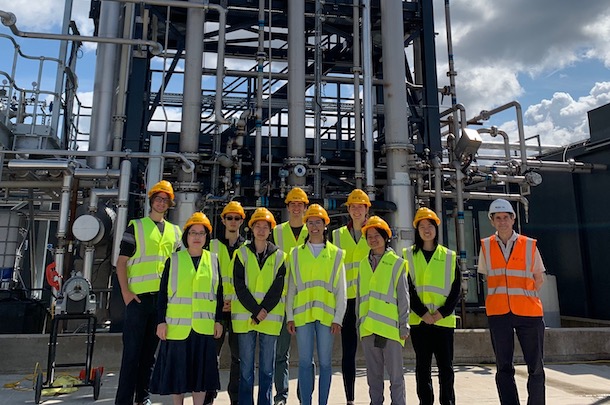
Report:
152,196,171,205
188,231,206,238
224,216,241,221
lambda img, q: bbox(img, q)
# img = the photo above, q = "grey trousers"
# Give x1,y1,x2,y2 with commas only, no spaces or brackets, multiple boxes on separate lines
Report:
361,334,406,405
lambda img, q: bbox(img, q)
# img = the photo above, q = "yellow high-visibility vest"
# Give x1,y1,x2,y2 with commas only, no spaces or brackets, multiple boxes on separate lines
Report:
231,246,287,336
289,243,345,327
126,217,181,294
209,238,244,302
332,226,369,299
273,221,308,253
358,250,408,345
403,245,457,328
165,250,219,340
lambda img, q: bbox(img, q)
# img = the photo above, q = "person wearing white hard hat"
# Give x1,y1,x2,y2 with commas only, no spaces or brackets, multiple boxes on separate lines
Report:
478,199,546,405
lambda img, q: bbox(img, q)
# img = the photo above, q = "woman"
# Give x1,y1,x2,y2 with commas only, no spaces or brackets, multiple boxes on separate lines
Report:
286,204,347,405
331,189,371,405
357,216,409,405
403,207,460,405
151,212,223,405
232,207,287,405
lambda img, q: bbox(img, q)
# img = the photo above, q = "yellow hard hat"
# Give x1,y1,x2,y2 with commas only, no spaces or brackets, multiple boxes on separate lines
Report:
303,203,330,225
345,189,371,207
248,207,277,229
361,216,392,238
148,180,175,201
284,187,309,204
184,212,212,234
221,201,246,219
413,207,440,228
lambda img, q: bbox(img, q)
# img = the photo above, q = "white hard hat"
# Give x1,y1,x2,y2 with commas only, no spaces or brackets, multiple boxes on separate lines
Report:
488,199,515,219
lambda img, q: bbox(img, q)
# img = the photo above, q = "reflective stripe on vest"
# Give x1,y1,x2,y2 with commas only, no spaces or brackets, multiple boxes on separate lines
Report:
332,226,369,299
231,246,286,335
404,245,457,328
290,243,344,327
210,239,242,301
358,251,406,345
165,250,218,340
481,235,543,317
126,217,181,294
273,222,308,253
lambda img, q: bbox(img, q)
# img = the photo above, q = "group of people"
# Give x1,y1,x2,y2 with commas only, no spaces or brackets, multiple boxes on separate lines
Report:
115,180,547,405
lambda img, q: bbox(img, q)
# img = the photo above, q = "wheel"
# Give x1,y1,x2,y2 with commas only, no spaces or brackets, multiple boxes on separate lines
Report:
34,372,43,404
93,368,102,400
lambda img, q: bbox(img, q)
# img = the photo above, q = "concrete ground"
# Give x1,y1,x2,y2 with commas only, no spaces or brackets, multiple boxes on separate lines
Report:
2,363,610,405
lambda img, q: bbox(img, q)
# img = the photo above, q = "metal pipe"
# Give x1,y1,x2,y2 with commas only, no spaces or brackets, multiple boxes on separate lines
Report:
362,0,375,193
254,0,265,196
471,101,528,170
380,0,414,253
112,159,131,267
451,160,468,294
74,168,121,179
112,2,135,169
443,0,459,136
432,156,443,244
313,0,323,197
8,160,73,171
440,103,467,135
87,0,121,169
201,68,386,85
0,181,63,189
83,245,96,281
478,127,510,160
287,0,306,187
353,0,363,189
0,10,163,54
89,189,118,212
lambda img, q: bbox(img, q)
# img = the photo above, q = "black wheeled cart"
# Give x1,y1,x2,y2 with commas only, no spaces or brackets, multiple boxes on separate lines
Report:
33,276,103,403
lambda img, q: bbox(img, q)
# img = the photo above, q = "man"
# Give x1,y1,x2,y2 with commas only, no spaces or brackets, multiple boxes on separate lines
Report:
331,189,371,405
478,198,546,405
206,201,247,405
271,187,309,405
115,180,182,405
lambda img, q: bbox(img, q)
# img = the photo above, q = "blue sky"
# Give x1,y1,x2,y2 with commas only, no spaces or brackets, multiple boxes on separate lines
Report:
1,0,610,150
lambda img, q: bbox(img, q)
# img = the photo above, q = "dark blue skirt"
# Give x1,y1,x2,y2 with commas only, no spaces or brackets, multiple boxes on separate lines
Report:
150,329,220,395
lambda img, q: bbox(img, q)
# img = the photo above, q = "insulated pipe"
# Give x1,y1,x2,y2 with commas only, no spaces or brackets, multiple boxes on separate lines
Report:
88,0,121,169
112,2,135,170
353,0,363,189
55,172,74,284
179,0,206,161
89,189,118,212
313,0,323,198
83,245,96,282
470,101,528,170
8,160,73,171
0,10,162,54
74,168,120,179
112,159,131,267
254,0,265,196
380,0,414,252
287,0,307,187
362,0,375,193
452,160,468,279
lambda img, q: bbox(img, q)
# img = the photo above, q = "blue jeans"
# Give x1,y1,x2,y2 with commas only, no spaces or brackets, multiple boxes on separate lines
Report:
238,331,277,405
295,321,334,405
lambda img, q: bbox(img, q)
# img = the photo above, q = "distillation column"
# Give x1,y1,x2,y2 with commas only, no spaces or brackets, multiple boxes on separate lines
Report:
380,0,415,251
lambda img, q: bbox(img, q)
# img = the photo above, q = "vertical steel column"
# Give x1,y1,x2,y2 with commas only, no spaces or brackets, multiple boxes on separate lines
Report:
254,0,265,196
313,0,323,198
287,0,307,187
361,0,375,194
380,0,415,252
88,0,121,169
51,0,72,148
353,0,363,190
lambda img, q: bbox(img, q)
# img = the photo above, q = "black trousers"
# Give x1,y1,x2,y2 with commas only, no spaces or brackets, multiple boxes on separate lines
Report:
410,323,455,405
341,298,358,402
207,312,240,405
488,313,545,405
115,293,159,405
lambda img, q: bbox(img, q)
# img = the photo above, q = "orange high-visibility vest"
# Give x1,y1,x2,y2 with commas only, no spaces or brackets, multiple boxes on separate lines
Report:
480,234,543,317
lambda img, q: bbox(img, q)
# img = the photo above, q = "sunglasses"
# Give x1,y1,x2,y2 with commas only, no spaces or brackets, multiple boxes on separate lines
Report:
224,215,241,221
